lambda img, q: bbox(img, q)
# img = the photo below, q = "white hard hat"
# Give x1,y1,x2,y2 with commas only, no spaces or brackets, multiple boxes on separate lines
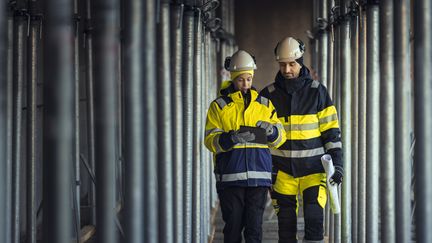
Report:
274,37,305,62
224,50,257,71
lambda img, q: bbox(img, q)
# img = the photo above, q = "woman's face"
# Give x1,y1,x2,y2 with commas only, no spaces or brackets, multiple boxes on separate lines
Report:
233,73,253,93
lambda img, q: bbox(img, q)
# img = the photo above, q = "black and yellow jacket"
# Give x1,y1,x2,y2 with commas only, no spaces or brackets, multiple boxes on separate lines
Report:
260,67,343,178
204,81,286,190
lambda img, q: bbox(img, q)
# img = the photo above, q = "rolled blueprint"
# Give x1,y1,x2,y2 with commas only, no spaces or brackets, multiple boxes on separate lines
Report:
321,154,341,214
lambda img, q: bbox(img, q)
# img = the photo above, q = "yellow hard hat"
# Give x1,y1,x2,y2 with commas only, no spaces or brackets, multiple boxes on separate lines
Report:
274,37,305,62
224,50,257,71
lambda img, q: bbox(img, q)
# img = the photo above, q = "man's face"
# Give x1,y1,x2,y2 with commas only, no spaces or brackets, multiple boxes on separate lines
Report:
279,61,302,79
233,73,253,93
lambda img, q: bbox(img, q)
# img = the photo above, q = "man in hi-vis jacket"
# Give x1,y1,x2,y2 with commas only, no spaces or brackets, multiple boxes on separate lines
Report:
260,37,344,243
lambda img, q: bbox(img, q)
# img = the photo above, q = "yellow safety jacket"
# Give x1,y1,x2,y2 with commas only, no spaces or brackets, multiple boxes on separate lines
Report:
260,68,343,178
204,82,286,190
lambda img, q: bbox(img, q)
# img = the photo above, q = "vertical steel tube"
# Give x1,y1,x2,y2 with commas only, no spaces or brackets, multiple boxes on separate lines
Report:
200,31,206,241
93,0,120,242
202,32,208,240
84,0,96,226
73,0,81,236
394,0,412,242
116,14,124,213
350,13,359,243
327,0,334,97
210,39,217,210
123,0,145,241
340,2,352,242
319,0,328,86
143,0,158,241
6,10,14,243
325,0,334,238
366,2,380,243
329,213,335,243
157,1,174,242
379,0,396,241
312,0,319,71
203,31,212,240
192,8,202,243
414,0,432,242
0,0,7,241
357,5,367,243
334,20,341,112
182,7,194,242
42,0,74,241
170,3,184,243
333,3,341,241
206,24,211,243
12,3,27,242
27,1,41,242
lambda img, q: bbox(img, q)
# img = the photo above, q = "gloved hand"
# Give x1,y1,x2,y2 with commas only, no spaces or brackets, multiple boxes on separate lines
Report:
329,166,344,186
231,130,256,144
256,120,274,136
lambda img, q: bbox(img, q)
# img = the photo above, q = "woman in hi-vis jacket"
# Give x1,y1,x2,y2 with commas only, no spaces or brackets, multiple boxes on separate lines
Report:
204,50,286,243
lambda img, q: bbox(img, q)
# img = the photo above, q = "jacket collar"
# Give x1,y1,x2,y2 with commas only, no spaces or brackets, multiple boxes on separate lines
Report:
219,81,259,103
275,66,312,94
228,89,259,103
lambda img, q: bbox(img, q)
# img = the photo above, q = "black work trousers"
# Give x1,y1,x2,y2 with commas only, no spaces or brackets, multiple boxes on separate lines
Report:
218,186,268,243
272,186,324,243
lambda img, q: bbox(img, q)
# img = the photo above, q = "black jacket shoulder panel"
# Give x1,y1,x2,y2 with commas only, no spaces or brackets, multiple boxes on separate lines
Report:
214,96,233,110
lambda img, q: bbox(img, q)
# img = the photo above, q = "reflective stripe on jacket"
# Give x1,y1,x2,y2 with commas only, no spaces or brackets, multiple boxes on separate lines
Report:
204,83,286,190
260,68,343,178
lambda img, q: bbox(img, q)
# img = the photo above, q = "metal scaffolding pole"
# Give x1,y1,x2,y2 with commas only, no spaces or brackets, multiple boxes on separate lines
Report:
12,2,27,241
84,0,96,226
332,3,341,242
319,0,328,86
143,0,159,241
350,13,359,243
379,0,396,241
182,6,195,243
201,31,207,241
5,10,14,243
327,0,334,97
143,0,158,241
192,8,202,243
210,38,218,210
72,0,81,237
394,0,412,242
93,0,120,241
321,0,334,238
203,30,213,240
157,1,174,242
340,1,352,242
170,3,184,243
123,0,145,241
312,0,319,71
366,2,380,243
414,0,432,242
357,4,367,242
42,0,74,241
27,1,41,242
0,0,7,241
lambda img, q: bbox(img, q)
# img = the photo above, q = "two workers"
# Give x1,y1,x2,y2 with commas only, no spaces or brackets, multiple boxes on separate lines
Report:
204,37,344,243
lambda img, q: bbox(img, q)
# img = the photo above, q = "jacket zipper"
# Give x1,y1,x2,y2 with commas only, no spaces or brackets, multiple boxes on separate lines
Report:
241,92,250,186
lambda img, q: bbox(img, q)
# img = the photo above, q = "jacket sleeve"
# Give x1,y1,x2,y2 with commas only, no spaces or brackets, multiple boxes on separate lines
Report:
317,87,343,169
267,100,286,149
204,101,229,154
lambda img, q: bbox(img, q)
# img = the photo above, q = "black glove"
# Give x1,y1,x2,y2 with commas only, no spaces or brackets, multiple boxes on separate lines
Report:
329,166,344,186
256,120,274,136
231,130,256,144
